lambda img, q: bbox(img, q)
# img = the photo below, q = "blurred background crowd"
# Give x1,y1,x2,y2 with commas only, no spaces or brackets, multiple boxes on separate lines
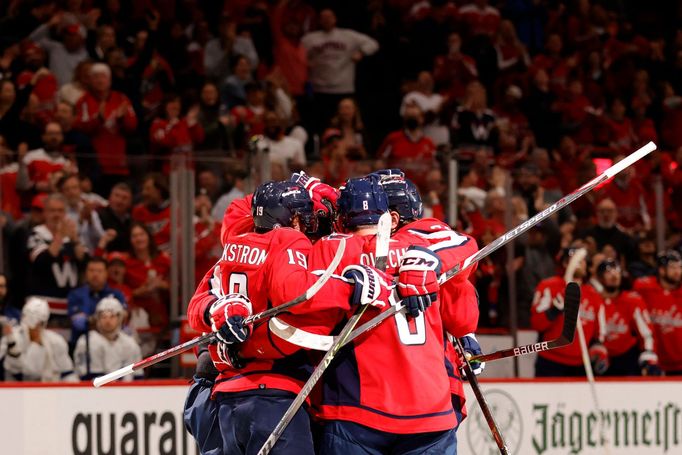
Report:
0,0,681,380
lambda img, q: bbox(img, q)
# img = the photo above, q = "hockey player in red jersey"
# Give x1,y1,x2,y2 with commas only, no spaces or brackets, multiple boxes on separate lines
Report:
307,175,461,455
531,248,607,377
592,258,660,376
376,169,482,436
186,180,392,454
633,250,682,375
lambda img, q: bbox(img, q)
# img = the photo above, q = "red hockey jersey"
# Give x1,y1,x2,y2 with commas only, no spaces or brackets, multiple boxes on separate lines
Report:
310,221,477,434
602,290,655,357
531,277,605,366
187,227,353,397
633,277,682,372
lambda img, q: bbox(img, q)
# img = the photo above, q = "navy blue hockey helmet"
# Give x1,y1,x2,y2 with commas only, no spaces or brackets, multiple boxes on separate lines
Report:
374,169,423,223
657,250,682,268
336,175,389,229
252,181,317,233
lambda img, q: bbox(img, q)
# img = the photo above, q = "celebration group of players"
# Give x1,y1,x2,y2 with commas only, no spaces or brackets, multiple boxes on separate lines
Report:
184,168,483,455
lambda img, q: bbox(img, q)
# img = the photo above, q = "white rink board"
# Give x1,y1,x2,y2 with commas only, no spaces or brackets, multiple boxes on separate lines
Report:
2,379,681,454
0,382,197,455
459,379,682,454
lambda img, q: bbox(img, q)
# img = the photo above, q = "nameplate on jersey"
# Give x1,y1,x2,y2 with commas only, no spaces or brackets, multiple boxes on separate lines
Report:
221,243,267,265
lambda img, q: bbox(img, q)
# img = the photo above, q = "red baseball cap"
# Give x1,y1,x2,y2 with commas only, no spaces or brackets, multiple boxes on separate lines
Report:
31,193,47,210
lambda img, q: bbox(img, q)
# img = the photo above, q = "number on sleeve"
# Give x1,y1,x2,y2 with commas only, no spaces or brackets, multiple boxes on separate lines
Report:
286,249,308,269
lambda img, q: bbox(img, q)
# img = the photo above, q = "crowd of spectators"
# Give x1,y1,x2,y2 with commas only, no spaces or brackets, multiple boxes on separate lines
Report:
0,0,681,380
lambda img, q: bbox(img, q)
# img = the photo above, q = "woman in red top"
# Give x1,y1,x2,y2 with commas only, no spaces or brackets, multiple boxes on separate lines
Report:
124,222,171,328
149,95,204,172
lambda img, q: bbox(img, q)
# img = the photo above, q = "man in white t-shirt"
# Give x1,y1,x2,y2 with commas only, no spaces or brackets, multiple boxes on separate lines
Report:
302,8,379,130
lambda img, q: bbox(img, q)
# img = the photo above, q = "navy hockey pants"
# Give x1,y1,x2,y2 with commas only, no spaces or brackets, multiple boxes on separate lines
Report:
183,376,222,455
319,420,457,455
216,390,315,455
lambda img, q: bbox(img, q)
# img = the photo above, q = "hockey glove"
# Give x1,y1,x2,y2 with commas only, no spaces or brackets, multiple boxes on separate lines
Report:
588,342,609,375
342,264,394,308
207,293,253,345
209,341,246,370
291,171,339,216
459,333,486,377
639,350,662,376
397,246,442,317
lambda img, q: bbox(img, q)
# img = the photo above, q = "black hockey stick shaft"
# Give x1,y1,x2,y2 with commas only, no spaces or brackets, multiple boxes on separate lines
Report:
258,212,392,455
470,282,581,363
455,336,510,454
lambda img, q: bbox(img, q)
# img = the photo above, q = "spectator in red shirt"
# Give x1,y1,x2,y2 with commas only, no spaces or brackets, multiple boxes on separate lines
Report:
0,135,20,220
599,154,650,231
378,103,436,190
16,43,57,126
230,81,266,140
605,98,636,154
132,173,170,252
433,32,478,102
552,78,591,137
149,95,204,172
193,192,221,286
73,63,137,195
106,252,132,310
328,97,367,160
124,222,170,329
532,33,570,95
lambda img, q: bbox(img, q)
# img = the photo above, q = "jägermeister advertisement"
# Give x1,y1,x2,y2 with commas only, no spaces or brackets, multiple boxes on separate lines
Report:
460,381,682,454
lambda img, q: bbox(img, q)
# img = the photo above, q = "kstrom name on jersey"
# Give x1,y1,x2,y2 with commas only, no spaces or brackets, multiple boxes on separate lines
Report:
221,242,268,266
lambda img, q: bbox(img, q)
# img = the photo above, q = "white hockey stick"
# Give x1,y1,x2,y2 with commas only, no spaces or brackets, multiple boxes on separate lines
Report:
257,212,392,455
271,142,657,352
93,237,347,387
567,248,611,453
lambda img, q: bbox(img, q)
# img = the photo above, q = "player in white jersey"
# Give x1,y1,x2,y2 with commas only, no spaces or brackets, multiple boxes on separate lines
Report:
73,297,142,380
1,297,77,381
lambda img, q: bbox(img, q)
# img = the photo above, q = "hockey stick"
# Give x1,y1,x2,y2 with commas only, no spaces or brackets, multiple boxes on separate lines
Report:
454,336,510,454
270,282,581,363
257,212,392,455
92,237,347,387
470,282,580,363
568,248,611,453
270,141,657,350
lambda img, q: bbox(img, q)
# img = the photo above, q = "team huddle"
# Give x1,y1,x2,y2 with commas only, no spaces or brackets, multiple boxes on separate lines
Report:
183,169,483,454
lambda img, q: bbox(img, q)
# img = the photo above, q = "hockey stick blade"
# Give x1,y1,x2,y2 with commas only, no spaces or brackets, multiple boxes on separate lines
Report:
469,282,581,363
258,213,392,455
93,237,347,387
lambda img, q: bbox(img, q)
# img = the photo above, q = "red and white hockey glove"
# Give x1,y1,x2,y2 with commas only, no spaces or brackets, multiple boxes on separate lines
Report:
639,350,662,376
342,264,394,308
206,293,253,345
588,342,609,375
397,246,442,317
291,171,339,216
